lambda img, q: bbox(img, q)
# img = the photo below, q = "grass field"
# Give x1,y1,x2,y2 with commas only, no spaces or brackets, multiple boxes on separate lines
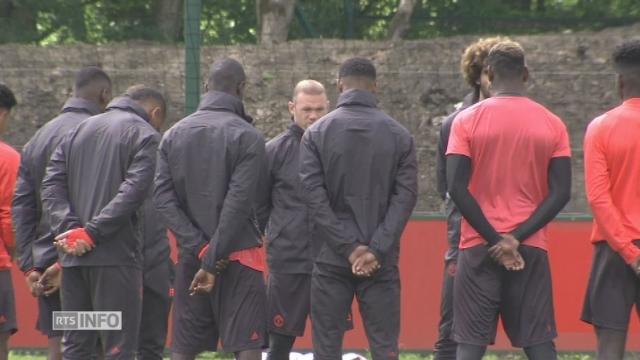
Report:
6,351,625,360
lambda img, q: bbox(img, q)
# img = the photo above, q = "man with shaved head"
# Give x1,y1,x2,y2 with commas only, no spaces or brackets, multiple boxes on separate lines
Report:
13,66,112,360
581,39,640,359
154,58,267,360
259,80,329,359
300,58,418,359
41,85,166,359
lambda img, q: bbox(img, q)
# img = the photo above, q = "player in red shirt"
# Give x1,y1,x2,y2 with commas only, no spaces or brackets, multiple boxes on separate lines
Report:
446,41,571,360
581,39,640,359
0,83,19,360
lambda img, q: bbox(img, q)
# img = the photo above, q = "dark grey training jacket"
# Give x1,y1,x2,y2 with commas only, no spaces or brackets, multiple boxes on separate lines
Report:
13,98,102,272
263,123,313,274
153,91,265,274
300,89,418,269
41,97,160,268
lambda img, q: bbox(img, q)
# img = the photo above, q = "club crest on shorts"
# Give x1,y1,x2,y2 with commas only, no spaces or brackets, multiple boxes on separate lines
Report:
273,314,285,328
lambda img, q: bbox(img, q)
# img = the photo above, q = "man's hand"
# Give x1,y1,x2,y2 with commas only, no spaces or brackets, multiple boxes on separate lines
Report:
189,269,216,296
38,263,62,297
488,234,525,271
54,229,95,256
632,256,640,277
25,270,42,297
352,251,381,277
348,245,369,265
215,259,230,273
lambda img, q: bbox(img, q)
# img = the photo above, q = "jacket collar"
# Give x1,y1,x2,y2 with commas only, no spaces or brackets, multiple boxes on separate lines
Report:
336,89,378,109
288,122,304,139
198,91,253,124
106,97,151,123
61,97,102,116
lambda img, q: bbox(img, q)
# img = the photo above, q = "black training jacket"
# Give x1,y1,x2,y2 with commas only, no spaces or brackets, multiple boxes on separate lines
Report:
13,98,102,272
153,91,265,274
262,123,314,274
299,89,418,269
41,97,160,268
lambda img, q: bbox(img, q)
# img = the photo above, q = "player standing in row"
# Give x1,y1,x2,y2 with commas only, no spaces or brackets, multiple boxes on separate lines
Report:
42,86,166,359
300,58,418,360
154,58,267,360
446,41,572,360
13,66,112,360
581,39,640,359
0,84,19,360
433,36,507,360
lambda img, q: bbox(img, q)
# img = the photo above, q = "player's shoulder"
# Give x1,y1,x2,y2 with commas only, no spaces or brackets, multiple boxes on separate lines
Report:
0,141,20,164
266,129,290,150
586,111,613,136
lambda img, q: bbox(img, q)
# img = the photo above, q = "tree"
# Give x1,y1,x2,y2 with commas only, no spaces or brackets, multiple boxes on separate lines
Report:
387,0,417,40
155,0,183,42
256,0,297,44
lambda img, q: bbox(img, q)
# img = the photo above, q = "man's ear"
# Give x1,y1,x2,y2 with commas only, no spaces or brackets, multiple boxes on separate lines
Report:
337,78,344,94
487,65,495,82
370,80,378,94
617,74,625,100
522,65,530,83
288,100,295,116
237,80,246,99
101,87,112,109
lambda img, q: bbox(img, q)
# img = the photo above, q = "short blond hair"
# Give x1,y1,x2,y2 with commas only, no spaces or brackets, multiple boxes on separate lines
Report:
292,79,326,100
460,36,512,87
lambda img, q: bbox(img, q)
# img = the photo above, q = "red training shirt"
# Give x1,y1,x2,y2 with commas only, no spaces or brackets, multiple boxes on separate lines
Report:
584,98,640,264
447,96,571,250
0,141,20,270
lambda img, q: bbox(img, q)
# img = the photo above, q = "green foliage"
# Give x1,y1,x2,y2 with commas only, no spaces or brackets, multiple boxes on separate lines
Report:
0,0,638,45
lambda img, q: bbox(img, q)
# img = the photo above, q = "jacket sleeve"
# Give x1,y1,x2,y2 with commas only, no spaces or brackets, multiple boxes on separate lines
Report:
12,150,38,272
299,130,359,260
83,132,159,242
436,115,454,201
201,133,266,272
153,136,208,252
41,136,83,236
584,121,640,264
255,141,277,234
369,136,418,261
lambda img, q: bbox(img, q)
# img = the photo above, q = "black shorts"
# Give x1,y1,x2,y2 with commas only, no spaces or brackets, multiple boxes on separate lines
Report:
581,241,640,331
311,263,400,360
453,245,557,348
0,271,17,335
37,291,62,338
267,273,310,337
61,265,143,360
172,252,267,355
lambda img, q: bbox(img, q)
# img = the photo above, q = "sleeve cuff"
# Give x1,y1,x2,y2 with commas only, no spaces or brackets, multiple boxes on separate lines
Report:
620,242,640,265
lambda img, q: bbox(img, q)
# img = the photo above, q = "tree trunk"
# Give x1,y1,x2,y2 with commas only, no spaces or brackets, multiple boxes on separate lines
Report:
387,0,416,41
257,0,296,45
155,0,183,42
0,0,39,43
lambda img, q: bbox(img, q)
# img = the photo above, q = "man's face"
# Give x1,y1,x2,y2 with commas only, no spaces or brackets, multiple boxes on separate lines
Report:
288,92,329,130
0,108,11,135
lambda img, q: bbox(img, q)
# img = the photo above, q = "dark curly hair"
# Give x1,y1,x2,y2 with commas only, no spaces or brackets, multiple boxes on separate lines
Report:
460,36,511,87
